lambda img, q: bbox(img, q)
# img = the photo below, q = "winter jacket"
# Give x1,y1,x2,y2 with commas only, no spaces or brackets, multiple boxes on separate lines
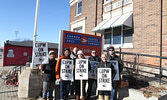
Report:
107,54,123,74
55,55,71,79
42,59,57,82
88,56,101,62
70,52,77,60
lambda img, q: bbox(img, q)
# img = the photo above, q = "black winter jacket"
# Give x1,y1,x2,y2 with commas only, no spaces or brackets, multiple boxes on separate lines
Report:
107,54,123,74
42,59,57,82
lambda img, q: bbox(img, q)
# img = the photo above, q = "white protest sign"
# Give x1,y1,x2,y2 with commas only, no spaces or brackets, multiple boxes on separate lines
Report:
32,42,48,64
109,60,119,80
75,59,88,80
97,68,112,91
89,61,99,79
60,59,74,81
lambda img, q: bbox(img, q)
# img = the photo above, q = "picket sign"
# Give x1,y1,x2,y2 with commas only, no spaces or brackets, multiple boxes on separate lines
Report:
97,68,112,91
32,42,48,64
89,61,99,79
75,59,88,80
60,59,74,81
109,60,120,80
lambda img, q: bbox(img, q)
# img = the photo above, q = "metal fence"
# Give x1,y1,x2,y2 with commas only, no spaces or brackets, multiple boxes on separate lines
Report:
115,50,167,84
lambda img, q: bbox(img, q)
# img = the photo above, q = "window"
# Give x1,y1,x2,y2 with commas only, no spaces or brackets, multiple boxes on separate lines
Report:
104,26,133,47
76,0,82,15
73,27,82,33
104,0,110,4
104,0,114,4
113,27,121,44
104,33,111,44
123,28,133,43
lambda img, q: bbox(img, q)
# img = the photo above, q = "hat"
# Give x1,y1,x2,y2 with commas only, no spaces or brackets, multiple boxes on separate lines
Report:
77,50,84,55
49,50,56,55
108,46,115,51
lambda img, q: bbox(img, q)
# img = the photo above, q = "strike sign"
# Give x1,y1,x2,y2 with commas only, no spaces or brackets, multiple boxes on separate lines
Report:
109,60,119,80
89,61,99,79
97,68,112,91
32,42,48,64
75,59,88,80
60,59,74,80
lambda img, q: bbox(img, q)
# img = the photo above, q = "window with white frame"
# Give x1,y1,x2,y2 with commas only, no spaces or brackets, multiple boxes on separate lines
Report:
104,32,111,44
73,27,82,33
76,0,82,15
104,0,114,4
104,0,110,4
104,26,133,46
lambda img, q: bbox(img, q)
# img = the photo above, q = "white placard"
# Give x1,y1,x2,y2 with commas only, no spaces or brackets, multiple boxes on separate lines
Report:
109,60,119,80
97,68,112,91
75,59,88,80
60,59,74,81
32,42,48,64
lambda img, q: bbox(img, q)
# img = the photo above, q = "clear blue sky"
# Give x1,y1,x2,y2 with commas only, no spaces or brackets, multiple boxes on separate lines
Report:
0,0,70,47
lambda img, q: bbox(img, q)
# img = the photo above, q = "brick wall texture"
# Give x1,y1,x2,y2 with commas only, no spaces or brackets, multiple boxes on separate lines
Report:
69,0,167,67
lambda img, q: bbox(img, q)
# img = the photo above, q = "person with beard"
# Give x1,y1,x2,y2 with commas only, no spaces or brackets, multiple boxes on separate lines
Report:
107,46,123,100
39,51,57,100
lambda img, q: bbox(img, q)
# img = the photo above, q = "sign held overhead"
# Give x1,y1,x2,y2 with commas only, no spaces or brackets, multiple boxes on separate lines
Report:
32,42,48,64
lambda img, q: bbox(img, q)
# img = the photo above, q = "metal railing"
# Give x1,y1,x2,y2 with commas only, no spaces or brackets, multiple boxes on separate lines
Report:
114,50,167,84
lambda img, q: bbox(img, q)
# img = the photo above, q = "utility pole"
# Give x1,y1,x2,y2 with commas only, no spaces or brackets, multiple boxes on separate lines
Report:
31,0,40,68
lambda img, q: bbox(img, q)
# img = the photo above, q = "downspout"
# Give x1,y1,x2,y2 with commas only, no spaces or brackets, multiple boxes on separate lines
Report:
95,0,98,36
160,0,163,57
159,0,163,84
101,0,104,37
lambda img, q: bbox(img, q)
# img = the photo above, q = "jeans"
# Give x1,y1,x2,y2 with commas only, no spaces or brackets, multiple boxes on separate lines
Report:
70,81,75,95
111,88,115,100
60,81,70,99
43,81,55,99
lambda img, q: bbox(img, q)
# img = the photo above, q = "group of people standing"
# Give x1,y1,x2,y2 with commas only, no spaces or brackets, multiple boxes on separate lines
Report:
39,46,123,100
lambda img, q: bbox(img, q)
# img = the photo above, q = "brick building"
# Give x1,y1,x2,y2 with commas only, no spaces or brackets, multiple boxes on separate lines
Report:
69,0,167,67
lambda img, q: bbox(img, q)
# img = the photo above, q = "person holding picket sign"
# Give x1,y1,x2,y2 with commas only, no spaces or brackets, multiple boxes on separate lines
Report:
95,54,116,100
39,50,57,100
74,50,91,100
69,47,78,98
107,46,124,100
87,50,101,99
55,48,72,100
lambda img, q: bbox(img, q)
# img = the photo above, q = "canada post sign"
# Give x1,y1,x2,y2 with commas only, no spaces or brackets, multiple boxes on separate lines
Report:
59,30,102,56
65,33,101,47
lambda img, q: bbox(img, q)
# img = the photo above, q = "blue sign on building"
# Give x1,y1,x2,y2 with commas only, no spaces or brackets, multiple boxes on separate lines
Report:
65,33,101,47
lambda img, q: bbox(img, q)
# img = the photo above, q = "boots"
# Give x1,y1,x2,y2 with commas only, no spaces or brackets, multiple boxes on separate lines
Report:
76,95,80,100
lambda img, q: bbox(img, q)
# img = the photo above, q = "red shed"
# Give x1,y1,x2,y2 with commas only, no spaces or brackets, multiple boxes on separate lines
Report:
3,40,58,66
